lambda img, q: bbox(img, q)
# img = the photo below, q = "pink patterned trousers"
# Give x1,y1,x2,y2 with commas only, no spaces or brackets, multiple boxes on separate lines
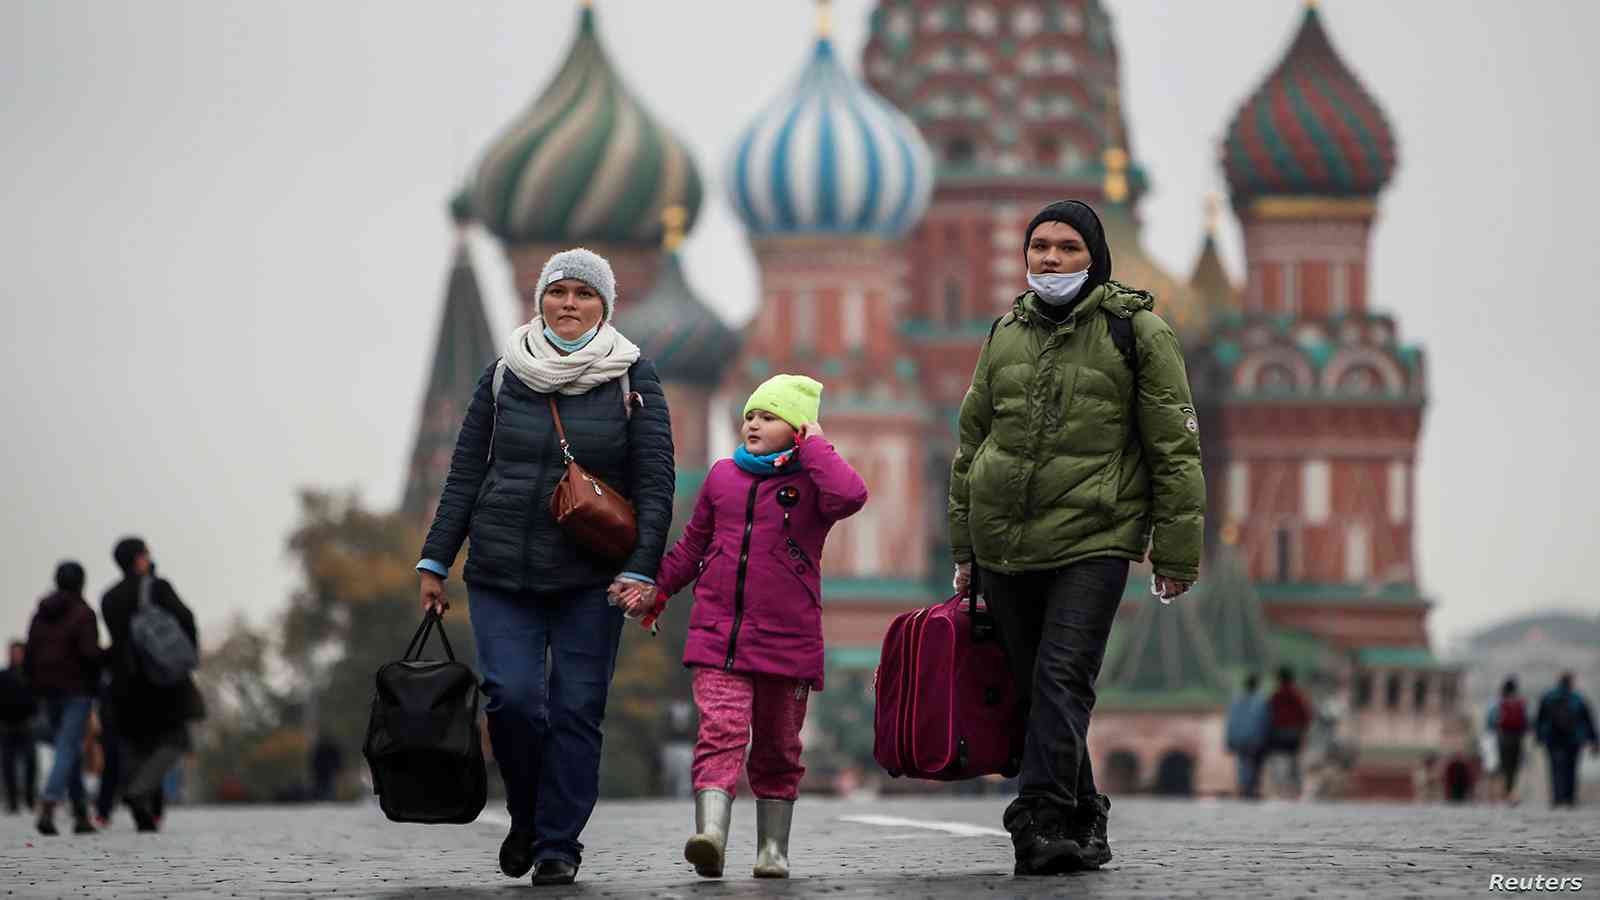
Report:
691,667,810,801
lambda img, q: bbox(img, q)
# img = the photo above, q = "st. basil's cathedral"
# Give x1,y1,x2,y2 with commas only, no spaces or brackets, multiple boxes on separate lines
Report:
401,0,1460,800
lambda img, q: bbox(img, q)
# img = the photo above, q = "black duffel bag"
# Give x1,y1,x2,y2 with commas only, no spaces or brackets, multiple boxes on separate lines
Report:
363,610,486,824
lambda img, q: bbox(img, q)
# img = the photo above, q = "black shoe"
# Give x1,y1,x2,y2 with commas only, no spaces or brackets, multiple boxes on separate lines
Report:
1008,808,1084,876
531,859,578,886
1069,794,1112,869
499,828,537,878
73,817,97,835
36,816,58,836
129,800,159,833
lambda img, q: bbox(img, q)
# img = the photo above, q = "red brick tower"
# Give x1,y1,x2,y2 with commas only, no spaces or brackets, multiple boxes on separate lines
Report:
1204,2,1455,795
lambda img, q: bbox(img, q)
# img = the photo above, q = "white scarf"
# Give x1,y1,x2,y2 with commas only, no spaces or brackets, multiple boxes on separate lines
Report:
503,317,641,396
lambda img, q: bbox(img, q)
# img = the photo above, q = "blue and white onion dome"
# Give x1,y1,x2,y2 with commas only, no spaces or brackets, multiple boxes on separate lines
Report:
728,36,934,238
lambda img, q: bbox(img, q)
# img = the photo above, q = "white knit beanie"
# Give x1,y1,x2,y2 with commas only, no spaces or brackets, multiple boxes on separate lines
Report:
534,247,618,322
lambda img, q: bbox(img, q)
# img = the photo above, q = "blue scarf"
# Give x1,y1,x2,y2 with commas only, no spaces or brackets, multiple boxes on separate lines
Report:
543,323,599,353
733,444,796,477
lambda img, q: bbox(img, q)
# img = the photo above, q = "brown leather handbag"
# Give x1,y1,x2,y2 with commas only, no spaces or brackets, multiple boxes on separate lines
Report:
546,396,638,563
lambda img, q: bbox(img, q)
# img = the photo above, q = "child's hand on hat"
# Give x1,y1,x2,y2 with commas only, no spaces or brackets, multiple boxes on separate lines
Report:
798,421,825,442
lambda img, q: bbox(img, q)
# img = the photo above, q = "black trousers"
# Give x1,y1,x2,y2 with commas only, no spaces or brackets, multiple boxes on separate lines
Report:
981,557,1129,826
1,726,36,811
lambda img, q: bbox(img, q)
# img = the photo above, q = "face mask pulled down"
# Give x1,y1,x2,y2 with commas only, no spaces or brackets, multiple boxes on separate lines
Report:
1027,268,1091,306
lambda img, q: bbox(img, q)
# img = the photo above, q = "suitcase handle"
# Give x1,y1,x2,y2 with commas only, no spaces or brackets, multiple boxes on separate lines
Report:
403,609,458,662
961,591,995,643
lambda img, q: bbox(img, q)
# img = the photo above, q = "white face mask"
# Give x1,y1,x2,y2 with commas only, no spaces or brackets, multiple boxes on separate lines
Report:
1027,268,1091,305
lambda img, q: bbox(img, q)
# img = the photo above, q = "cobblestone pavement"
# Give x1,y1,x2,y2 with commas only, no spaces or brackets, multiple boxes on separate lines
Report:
1,795,1596,898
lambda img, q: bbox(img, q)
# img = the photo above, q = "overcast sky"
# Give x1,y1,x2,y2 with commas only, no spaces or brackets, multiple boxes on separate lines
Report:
3,1,1596,654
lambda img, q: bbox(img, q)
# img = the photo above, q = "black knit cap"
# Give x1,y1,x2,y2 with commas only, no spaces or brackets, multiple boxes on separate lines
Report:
1023,199,1113,297
54,561,85,593
113,536,148,574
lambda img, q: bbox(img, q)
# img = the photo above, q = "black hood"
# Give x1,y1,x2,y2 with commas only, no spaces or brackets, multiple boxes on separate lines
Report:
1023,199,1113,300
36,590,82,622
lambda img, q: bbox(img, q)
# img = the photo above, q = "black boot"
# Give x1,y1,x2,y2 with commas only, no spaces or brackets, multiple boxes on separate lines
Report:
1006,804,1084,876
128,796,159,833
1069,794,1112,869
531,859,578,886
36,801,58,836
499,827,537,878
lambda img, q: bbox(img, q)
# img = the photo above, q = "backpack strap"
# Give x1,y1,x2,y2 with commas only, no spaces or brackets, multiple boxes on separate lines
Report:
1103,310,1143,447
1105,312,1140,376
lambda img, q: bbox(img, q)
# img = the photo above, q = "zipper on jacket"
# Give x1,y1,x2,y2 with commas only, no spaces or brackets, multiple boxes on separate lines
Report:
784,537,813,570
724,480,760,672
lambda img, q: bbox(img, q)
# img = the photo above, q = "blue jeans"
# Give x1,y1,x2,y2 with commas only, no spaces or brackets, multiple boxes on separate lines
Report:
1236,751,1264,798
468,583,624,866
42,696,92,805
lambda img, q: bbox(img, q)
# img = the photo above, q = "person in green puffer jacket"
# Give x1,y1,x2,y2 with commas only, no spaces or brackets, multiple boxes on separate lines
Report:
948,199,1205,877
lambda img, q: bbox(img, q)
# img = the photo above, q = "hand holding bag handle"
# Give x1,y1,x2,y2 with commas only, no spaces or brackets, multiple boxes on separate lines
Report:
403,609,457,662
546,395,638,563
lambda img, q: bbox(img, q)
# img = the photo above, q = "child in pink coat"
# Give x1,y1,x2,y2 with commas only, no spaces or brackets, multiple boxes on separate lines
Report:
626,374,866,880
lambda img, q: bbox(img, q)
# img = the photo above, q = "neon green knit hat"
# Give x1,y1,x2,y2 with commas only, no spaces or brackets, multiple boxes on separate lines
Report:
743,374,824,430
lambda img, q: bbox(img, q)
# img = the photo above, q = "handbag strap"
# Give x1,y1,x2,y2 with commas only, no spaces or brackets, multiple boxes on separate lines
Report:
547,396,576,465
403,610,457,663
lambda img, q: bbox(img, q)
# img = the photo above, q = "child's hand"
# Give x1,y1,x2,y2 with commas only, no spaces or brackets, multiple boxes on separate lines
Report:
798,421,825,442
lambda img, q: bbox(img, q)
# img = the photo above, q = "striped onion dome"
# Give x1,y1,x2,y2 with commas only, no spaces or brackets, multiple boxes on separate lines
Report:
468,5,703,246
729,36,934,238
1223,4,1397,200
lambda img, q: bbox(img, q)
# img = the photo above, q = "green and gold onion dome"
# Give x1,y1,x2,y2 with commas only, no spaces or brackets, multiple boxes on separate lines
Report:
467,3,704,246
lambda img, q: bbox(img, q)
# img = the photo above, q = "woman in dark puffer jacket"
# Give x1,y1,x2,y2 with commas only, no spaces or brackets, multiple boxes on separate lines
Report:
416,247,674,887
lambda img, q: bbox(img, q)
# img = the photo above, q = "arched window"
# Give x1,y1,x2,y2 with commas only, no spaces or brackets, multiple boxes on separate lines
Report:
1104,749,1141,794
945,137,975,166
1386,672,1403,709
1354,672,1373,709
943,278,962,325
1412,675,1429,712
1275,527,1293,582
1153,751,1195,796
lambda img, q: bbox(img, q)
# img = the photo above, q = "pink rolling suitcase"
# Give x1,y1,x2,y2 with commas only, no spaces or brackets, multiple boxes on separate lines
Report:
872,591,1024,781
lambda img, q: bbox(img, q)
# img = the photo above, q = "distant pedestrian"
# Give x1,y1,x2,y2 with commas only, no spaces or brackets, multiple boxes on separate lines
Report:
644,374,868,880
101,537,205,831
415,248,676,887
1224,673,1270,799
1533,672,1598,808
24,561,102,835
1486,677,1529,804
309,734,343,802
1,640,39,814
1442,750,1478,803
1266,667,1312,800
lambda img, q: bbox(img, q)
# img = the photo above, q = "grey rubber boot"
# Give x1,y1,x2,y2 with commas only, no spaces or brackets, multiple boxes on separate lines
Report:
752,799,794,878
683,789,732,878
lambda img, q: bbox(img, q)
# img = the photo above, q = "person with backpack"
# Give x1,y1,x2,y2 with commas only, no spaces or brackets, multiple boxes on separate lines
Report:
416,248,675,887
1534,672,1598,808
1224,673,1271,799
1486,677,1529,804
101,537,204,831
24,561,102,835
948,199,1205,876
0,640,39,815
